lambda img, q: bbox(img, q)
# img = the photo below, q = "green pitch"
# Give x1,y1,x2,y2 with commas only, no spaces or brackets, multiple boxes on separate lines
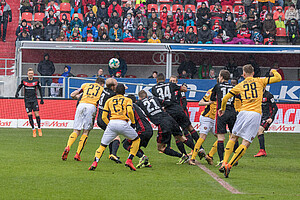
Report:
0,128,299,199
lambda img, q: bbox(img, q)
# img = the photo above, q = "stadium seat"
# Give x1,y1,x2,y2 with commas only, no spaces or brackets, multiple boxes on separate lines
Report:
60,13,71,21
172,4,183,12
76,74,88,77
135,4,140,9
72,13,83,21
160,4,171,12
272,6,281,13
159,0,172,3
222,5,233,13
263,38,269,45
47,2,59,7
22,12,33,22
34,12,45,22
52,74,61,83
148,4,158,12
60,3,71,12
233,5,245,14
185,4,196,13
209,5,214,12
125,75,137,78
284,6,289,14
234,0,242,4
104,74,111,78
186,26,197,34
276,28,286,36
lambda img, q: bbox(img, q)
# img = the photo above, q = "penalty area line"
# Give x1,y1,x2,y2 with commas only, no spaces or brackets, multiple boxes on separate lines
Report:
195,161,243,194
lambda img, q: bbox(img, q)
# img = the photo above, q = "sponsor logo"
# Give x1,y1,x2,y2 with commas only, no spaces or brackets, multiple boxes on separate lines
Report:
0,120,12,127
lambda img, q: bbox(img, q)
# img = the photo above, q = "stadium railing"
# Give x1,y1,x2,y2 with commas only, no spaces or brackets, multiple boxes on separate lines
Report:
0,58,15,76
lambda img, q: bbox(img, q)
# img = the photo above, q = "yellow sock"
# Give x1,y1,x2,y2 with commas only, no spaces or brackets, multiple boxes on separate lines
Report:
94,145,106,162
67,132,78,148
191,138,205,160
228,144,247,166
208,140,218,157
223,140,235,164
129,138,140,156
76,134,88,155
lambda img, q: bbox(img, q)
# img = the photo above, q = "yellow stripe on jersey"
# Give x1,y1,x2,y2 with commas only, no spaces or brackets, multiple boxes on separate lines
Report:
79,83,104,107
201,88,217,120
102,95,135,125
221,69,282,114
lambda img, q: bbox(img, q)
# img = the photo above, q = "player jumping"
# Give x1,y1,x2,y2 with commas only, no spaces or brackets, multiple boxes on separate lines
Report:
15,68,44,137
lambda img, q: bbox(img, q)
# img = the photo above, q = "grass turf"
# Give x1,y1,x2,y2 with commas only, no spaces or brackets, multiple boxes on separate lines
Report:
0,128,299,199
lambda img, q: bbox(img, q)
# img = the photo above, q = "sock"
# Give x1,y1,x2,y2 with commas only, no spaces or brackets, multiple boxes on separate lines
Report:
129,138,140,157
76,134,88,155
258,134,265,150
234,140,239,152
217,140,224,162
122,140,131,151
183,137,195,150
184,129,190,137
136,149,143,158
176,140,187,155
109,142,113,154
190,129,199,142
191,138,205,160
28,115,35,129
223,140,235,164
111,140,120,156
36,116,41,129
67,132,78,148
163,146,182,158
208,140,218,157
228,144,247,166
94,145,106,162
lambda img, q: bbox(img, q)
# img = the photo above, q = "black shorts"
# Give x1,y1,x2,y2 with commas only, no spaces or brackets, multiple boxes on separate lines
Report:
157,113,182,144
216,110,237,134
25,101,39,113
97,109,107,130
260,117,272,131
166,105,191,130
138,131,153,148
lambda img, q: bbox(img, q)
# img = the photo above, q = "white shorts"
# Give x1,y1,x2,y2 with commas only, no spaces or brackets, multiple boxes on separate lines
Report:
199,115,215,135
101,120,138,146
232,111,261,143
73,103,96,131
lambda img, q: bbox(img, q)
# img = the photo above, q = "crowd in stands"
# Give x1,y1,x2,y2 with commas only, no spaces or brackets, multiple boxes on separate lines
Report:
16,0,300,44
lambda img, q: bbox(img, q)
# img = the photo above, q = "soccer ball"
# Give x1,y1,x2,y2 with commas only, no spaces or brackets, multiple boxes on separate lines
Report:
109,58,120,69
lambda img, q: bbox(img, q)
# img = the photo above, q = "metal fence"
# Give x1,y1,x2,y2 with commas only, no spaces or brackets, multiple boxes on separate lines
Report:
0,58,15,76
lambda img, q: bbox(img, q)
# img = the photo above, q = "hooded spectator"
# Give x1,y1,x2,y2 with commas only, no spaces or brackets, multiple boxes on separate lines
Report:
108,0,122,17
288,19,298,45
174,26,185,43
109,10,122,29
198,24,213,43
70,13,84,30
97,1,109,24
38,53,55,96
16,19,33,37
84,10,97,26
162,11,177,32
82,20,98,38
32,21,44,40
273,6,285,21
44,18,60,41
186,26,197,43
134,23,147,42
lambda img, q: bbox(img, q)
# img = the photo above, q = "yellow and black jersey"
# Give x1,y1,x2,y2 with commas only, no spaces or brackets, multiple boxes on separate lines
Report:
78,83,104,107
221,70,282,114
102,95,135,125
234,94,242,112
201,88,217,120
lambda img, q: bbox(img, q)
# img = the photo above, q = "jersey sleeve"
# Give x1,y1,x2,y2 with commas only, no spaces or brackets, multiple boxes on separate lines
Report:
171,82,181,91
261,69,282,87
15,80,24,95
102,98,110,125
210,84,218,101
151,86,158,97
202,89,212,102
126,98,135,124
221,84,242,111
269,93,278,119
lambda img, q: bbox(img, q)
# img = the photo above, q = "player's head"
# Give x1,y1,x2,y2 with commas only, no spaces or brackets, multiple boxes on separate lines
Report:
156,73,165,83
127,94,137,103
218,70,230,82
95,77,105,87
169,75,178,84
138,90,148,100
106,78,117,91
116,83,125,95
27,68,34,79
242,64,254,78
231,78,238,86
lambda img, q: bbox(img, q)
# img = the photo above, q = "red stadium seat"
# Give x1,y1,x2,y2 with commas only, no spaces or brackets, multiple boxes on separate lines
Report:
209,5,214,12
34,12,45,22
186,26,197,34
104,74,111,78
135,4,140,9
160,4,171,12
76,74,88,77
125,75,137,78
52,74,61,83
159,0,172,3
22,12,33,22
148,4,158,12
60,13,71,21
60,3,71,12
72,13,83,21
234,0,242,4
233,5,245,14
284,6,289,14
263,38,269,45
47,2,59,7
185,4,196,13
222,5,233,13
276,28,286,36
172,4,183,12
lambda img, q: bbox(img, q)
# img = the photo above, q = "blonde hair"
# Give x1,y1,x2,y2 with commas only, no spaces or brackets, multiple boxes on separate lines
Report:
170,75,178,81
28,68,34,72
243,64,254,74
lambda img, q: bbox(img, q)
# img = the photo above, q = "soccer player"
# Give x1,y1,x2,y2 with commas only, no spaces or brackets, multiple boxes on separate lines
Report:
209,70,237,165
254,89,278,157
124,94,153,168
97,78,122,163
219,65,281,178
89,84,140,171
15,68,44,137
61,78,105,161
136,90,191,164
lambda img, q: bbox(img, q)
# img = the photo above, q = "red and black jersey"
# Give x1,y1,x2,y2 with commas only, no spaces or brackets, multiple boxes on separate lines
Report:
211,81,235,111
175,90,187,110
16,78,42,102
152,82,182,108
261,90,278,120
133,103,152,135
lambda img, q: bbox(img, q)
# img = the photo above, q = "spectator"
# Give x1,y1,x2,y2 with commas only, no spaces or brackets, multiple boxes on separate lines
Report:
184,8,196,27
43,9,60,27
60,24,70,39
265,35,278,45
109,52,127,77
70,14,84,30
51,65,74,97
45,0,60,18
122,1,135,18
32,21,44,40
237,24,251,39
38,53,55,96
198,58,212,79
83,0,96,15
221,0,234,6
209,68,216,79
115,71,121,78
16,30,31,41
161,32,174,43
16,19,33,38
134,23,147,42
70,0,82,17
197,3,210,20
84,30,97,41
174,8,184,27
44,18,60,41
96,0,108,8
251,28,263,44
160,6,168,22
236,14,248,31
134,11,148,30
211,3,222,20
99,32,109,41
174,26,185,43
259,6,268,22
69,30,83,41
236,6,245,21
34,35,42,41
225,57,240,79
148,33,161,43
93,68,105,77
242,0,253,16
285,4,299,24
20,0,33,14
34,0,46,13
109,23,122,42
123,28,137,42
56,31,68,41
212,19,222,37
263,13,276,37
288,19,298,45
162,12,177,32
149,11,162,29
178,55,197,79
148,71,158,78
108,0,122,17
82,20,98,38
186,26,197,43
273,6,285,21
248,16,261,31
163,25,174,38
248,6,258,19
0,0,12,42
198,24,213,44
98,22,107,38
147,21,162,40
223,7,234,21
178,70,190,79
223,15,236,39
97,1,109,24
70,24,82,36
197,14,211,28
84,10,97,27
123,13,134,33
108,10,122,29
136,3,146,17
60,14,70,27
247,55,261,77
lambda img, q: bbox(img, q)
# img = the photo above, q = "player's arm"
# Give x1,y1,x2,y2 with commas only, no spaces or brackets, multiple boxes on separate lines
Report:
210,85,217,102
102,99,110,125
269,94,278,122
15,81,24,98
127,99,136,125
220,84,240,112
267,69,282,85
37,81,44,104
71,84,85,99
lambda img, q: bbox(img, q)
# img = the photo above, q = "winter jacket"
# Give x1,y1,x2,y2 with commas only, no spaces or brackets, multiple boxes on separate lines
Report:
32,26,44,39
248,19,261,31
82,26,98,38
97,7,109,21
184,12,196,22
84,15,98,27
236,18,248,31
186,32,197,43
134,28,147,41
148,37,161,43
273,10,285,21
133,16,148,28
44,24,60,40
147,28,162,40
70,19,84,30
263,18,276,35
284,8,299,22
38,54,55,76
148,17,162,29
58,66,74,84
109,14,122,29
197,7,210,19
1,3,12,22
174,30,185,43
198,29,213,43
16,24,33,36
223,20,236,38
162,18,177,31
109,27,122,40
251,32,263,43
108,4,122,17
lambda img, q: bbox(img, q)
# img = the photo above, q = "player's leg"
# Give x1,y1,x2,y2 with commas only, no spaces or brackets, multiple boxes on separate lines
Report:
25,102,36,137
189,133,207,165
61,129,81,161
216,115,227,165
34,108,42,137
108,136,122,163
254,126,267,157
74,129,90,161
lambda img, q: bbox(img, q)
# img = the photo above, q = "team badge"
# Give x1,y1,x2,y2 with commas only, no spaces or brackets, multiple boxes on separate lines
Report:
204,127,208,130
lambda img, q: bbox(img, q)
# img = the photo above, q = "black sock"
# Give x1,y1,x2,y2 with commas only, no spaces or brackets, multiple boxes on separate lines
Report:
28,115,34,129
136,150,143,158
234,140,239,152
190,129,199,142
111,140,120,156
128,154,134,160
163,146,182,158
176,140,187,155
36,116,41,129
122,139,131,151
258,134,265,150
183,138,195,150
109,142,113,154
217,141,224,161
